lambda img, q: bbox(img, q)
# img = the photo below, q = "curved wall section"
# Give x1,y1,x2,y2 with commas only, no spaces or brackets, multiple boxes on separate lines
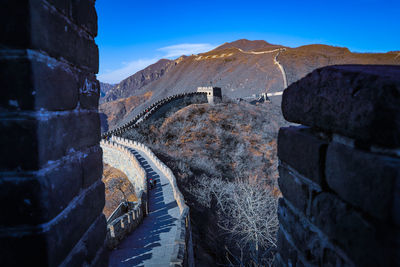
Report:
100,140,148,249
110,136,195,267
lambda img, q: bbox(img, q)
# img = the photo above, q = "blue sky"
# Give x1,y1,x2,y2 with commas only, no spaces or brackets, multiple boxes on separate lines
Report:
96,0,400,83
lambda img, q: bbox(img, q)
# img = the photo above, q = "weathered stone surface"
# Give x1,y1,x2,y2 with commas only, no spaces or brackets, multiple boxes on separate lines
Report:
0,53,87,111
278,126,328,186
79,78,100,110
326,142,400,224
0,111,100,171
0,146,103,226
71,0,98,37
282,65,400,147
60,215,107,266
311,192,394,266
0,181,105,266
45,0,98,37
276,228,302,267
278,198,353,266
278,165,320,215
0,0,98,72
82,145,103,188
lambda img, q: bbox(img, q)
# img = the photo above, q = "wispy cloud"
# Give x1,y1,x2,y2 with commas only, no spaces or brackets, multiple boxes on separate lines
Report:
158,43,217,58
98,58,159,84
98,43,217,84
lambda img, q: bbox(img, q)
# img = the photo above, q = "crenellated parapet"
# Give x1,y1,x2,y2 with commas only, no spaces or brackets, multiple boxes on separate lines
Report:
101,92,208,139
275,65,400,266
100,139,148,249
110,136,195,266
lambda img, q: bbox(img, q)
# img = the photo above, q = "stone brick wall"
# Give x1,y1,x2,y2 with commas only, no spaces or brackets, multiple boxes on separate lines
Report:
0,1,107,266
275,65,400,266
100,139,149,249
101,140,147,194
102,92,207,139
111,136,195,267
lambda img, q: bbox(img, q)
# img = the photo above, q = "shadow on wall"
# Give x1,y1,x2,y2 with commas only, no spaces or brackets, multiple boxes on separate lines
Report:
109,149,178,266
100,112,109,132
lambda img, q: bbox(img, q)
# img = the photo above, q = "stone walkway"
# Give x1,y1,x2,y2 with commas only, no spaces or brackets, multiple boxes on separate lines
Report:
109,148,180,267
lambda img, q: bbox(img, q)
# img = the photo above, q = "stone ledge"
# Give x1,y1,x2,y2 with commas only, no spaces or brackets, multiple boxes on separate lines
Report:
326,141,400,225
0,110,100,171
282,65,400,148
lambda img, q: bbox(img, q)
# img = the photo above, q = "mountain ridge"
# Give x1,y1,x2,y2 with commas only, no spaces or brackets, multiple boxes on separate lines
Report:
99,39,400,131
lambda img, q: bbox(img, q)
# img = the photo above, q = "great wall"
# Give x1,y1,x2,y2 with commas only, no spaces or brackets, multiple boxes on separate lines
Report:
101,92,208,139
102,137,194,266
2,1,399,266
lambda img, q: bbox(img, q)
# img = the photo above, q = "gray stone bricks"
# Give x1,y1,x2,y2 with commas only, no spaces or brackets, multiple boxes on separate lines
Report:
282,65,400,148
278,165,321,215
0,0,106,265
277,65,400,267
1,181,105,266
278,126,328,186
278,198,353,267
0,111,100,171
0,52,100,111
0,0,99,72
326,142,400,224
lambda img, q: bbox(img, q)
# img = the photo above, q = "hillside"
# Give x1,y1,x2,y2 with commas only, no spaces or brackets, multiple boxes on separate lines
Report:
214,39,284,51
100,82,115,98
279,44,400,85
100,39,400,131
102,163,137,218
121,101,290,265
101,58,178,103
99,92,152,131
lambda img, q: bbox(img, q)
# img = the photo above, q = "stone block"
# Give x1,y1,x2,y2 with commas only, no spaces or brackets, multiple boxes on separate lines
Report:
0,153,82,226
278,198,354,266
311,192,394,266
278,165,320,215
44,0,98,37
82,145,103,188
79,78,100,110
282,65,400,147
60,215,107,266
0,53,81,111
0,181,105,266
0,0,99,72
0,111,100,171
276,228,302,267
71,0,98,37
278,126,328,186
326,142,400,224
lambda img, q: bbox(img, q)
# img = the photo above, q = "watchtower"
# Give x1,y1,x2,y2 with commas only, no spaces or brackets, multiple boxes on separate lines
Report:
197,86,222,105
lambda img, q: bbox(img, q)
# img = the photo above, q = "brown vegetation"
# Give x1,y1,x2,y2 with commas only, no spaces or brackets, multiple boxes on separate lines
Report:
102,163,137,218
123,101,290,265
99,92,152,131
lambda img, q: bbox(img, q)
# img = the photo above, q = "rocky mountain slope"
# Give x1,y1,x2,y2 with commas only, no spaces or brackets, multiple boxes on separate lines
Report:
101,58,179,103
100,39,400,130
99,91,152,132
99,82,115,98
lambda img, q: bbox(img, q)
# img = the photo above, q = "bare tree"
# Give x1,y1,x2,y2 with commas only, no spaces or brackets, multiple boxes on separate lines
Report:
189,176,279,265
